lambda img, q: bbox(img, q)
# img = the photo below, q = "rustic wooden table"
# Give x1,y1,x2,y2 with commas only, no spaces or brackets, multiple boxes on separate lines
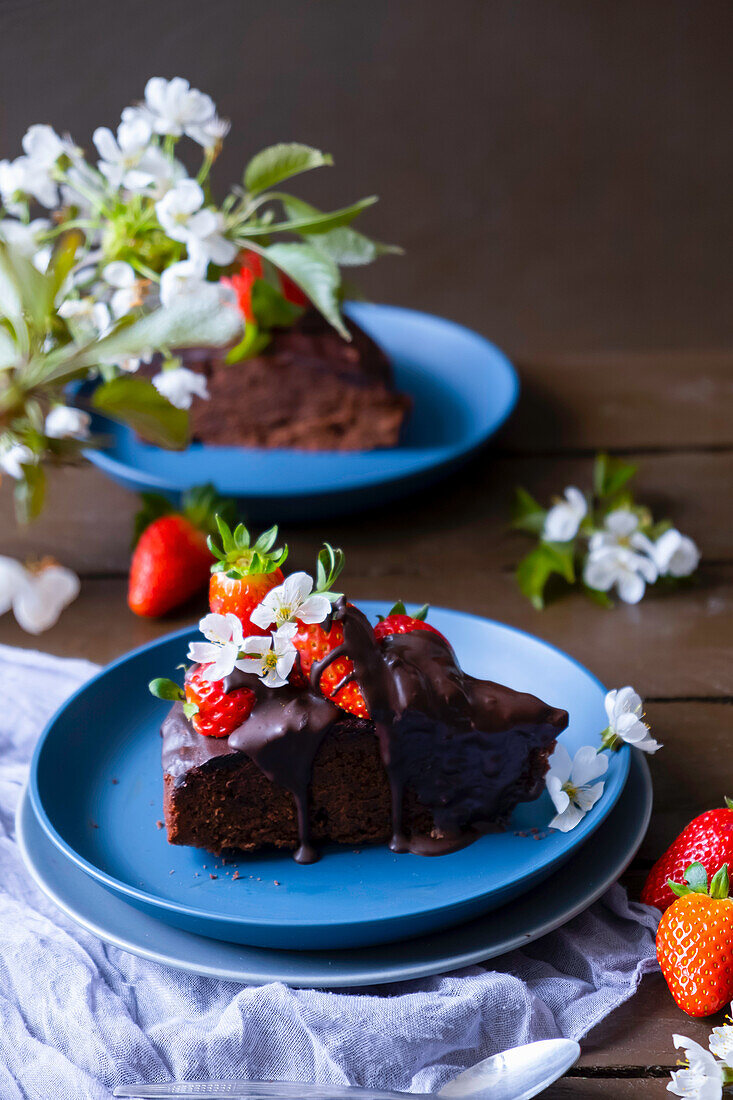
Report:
1,349,731,1097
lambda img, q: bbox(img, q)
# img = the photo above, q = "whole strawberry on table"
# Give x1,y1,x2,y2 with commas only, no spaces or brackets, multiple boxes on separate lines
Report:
128,485,237,618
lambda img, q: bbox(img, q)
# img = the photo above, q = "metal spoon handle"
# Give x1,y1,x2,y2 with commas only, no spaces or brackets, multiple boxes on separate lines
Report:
114,1084,430,1100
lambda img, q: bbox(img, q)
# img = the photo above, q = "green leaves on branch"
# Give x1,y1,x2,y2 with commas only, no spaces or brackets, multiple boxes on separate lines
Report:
263,243,348,339
281,195,403,267
516,541,576,610
244,143,334,195
92,377,189,449
511,487,547,536
593,452,637,502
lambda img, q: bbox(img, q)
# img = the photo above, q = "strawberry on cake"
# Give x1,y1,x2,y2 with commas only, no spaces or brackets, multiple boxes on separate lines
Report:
151,522,569,863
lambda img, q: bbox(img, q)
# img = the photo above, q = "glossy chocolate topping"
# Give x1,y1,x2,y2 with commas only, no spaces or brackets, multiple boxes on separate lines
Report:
161,599,568,861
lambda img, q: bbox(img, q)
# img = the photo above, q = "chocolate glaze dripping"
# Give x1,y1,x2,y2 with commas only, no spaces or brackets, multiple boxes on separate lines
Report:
161,598,569,862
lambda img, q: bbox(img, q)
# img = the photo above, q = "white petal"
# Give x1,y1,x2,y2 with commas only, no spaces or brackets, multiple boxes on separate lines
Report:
605,509,639,537
275,648,296,681
234,656,266,677
93,127,120,164
583,549,619,591
616,569,646,605
200,645,238,681
296,593,332,625
635,731,662,754
249,603,277,630
283,571,314,604
549,803,585,832
103,260,136,288
45,406,91,439
0,557,28,616
546,775,570,816
546,742,572,784
262,668,289,688
571,745,609,786
186,641,223,666
12,566,79,635
242,635,272,657
575,780,605,812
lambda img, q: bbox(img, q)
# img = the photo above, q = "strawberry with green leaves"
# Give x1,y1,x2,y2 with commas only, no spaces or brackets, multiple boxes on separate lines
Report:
128,485,235,618
149,669,255,739
642,799,733,912
208,518,288,635
657,862,733,1017
373,601,447,645
290,545,370,719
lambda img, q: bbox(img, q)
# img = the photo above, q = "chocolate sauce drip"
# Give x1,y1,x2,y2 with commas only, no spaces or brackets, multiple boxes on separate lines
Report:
161,599,568,862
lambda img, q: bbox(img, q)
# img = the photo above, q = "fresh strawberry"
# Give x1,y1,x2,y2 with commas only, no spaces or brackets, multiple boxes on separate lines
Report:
208,518,287,634
278,271,309,307
184,665,255,738
128,485,233,618
221,266,257,323
292,618,369,719
657,862,733,1017
641,799,733,912
373,601,447,645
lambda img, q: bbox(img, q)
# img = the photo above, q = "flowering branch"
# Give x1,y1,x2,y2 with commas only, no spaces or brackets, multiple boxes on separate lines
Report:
512,453,700,609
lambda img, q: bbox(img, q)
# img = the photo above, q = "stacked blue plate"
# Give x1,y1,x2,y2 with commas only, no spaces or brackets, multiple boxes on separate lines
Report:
19,604,651,987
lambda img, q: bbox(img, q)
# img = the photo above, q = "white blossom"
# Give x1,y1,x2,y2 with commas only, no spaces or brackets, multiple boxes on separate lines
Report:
93,118,183,195
102,261,146,317
0,217,51,264
250,571,332,631
187,612,244,682
13,125,73,208
543,486,587,542
236,624,297,689
603,686,661,754
668,1035,723,1100
58,297,112,341
709,1010,733,1066
156,179,236,265
0,159,28,215
45,406,91,440
159,257,209,307
140,77,217,141
0,440,35,479
186,114,231,151
583,509,658,604
653,528,701,579
153,366,209,409
0,555,80,635
546,743,608,832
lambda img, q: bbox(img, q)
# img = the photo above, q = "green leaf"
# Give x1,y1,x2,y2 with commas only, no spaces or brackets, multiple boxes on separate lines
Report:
315,542,345,597
593,452,637,499
149,678,185,702
14,462,46,524
0,325,18,369
516,541,576,609
725,797,733,811
46,229,84,303
244,143,333,195
250,280,303,330
92,377,189,450
282,195,401,266
262,243,348,338
582,583,614,609
710,864,730,900
511,486,547,535
224,321,271,364
683,861,709,893
243,196,378,239
182,700,199,720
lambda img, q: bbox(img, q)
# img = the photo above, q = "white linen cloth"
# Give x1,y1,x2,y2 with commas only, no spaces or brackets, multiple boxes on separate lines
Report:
0,643,659,1100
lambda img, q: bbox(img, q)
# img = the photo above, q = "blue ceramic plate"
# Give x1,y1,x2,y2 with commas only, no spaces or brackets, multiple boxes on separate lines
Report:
17,755,650,987
84,303,519,521
29,603,628,950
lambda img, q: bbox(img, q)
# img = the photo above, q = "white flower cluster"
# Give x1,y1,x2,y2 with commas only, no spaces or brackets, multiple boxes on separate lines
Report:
667,1025,733,1100
545,684,660,832
543,491,700,605
186,573,332,689
0,77,235,393
0,556,79,634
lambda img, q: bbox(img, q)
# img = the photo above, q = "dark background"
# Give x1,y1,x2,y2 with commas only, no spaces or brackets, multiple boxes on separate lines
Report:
1,0,731,355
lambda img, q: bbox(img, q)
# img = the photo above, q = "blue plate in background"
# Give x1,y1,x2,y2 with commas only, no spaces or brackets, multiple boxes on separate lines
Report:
84,304,519,521
29,602,628,950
